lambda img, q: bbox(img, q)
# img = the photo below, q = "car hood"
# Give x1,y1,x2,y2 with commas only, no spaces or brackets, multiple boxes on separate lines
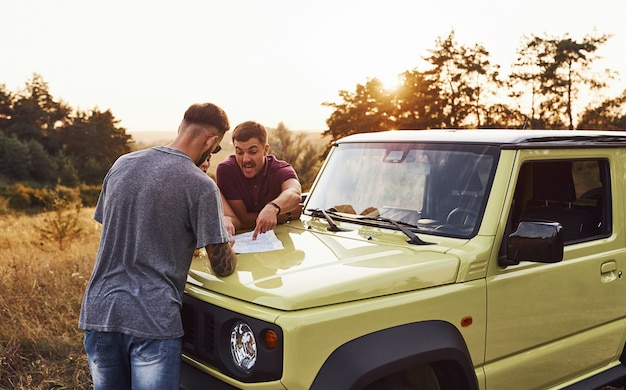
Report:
186,219,460,311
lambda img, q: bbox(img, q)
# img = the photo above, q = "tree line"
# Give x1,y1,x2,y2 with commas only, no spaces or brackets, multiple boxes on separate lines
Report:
0,74,322,212
3,29,626,210
0,74,131,187
322,30,626,144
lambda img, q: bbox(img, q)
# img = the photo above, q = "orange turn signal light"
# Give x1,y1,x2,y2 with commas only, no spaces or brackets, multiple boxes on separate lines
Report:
264,329,279,349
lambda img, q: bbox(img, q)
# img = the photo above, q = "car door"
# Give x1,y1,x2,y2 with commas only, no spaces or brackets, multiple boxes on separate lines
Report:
484,150,626,389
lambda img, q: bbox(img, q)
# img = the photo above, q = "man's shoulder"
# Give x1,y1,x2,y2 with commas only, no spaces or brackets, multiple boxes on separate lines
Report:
114,147,151,163
266,156,298,180
116,147,175,166
216,155,238,172
267,155,293,169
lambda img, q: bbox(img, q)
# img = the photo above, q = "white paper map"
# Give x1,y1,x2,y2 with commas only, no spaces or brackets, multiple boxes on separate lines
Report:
232,230,284,254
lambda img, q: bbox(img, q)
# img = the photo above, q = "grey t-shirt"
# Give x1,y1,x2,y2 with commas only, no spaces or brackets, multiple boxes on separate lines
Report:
79,146,229,338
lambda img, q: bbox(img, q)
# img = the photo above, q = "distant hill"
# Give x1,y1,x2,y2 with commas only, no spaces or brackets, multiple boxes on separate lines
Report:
129,131,176,149
129,129,327,149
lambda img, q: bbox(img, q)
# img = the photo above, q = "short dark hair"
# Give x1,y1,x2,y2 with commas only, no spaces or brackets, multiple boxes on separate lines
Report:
183,103,230,135
232,121,267,145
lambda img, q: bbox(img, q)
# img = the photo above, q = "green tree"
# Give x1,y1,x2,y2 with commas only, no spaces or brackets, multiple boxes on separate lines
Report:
0,83,13,131
577,89,626,130
322,78,398,143
394,69,444,129
422,30,501,128
59,108,132,184
53,151,80,187
270,122,322,191
25,139,57,183
510,33,613,129
0,132,58,183
480,103,527,129
0,133,30,180
7,74,72,148
322,30,503,144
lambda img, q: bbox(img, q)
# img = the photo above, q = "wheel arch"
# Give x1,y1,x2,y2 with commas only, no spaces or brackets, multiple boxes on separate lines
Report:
310,320,478,390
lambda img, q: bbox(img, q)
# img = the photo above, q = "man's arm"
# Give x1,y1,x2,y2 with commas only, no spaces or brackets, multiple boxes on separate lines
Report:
252,178,302,239
225,199,259,231
205,242,237,276
267,178,302,217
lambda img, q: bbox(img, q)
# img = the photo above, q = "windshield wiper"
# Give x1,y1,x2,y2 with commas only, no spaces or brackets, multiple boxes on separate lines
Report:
307,208,350,232
308,209,431,244
358,216,432,245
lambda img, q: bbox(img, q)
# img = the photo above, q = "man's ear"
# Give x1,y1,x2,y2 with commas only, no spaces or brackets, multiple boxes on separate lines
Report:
264,143,270,155
205,134,218,148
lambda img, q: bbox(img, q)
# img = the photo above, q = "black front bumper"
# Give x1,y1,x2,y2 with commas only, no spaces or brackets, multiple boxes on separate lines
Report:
180,361,239,390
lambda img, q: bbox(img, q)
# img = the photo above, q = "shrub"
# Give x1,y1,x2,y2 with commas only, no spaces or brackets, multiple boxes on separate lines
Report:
7,183,39,210
37,197,83,250
5,183,81,212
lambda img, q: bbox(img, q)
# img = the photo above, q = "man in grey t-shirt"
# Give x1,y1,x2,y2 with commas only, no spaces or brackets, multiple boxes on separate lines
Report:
79,103,237,389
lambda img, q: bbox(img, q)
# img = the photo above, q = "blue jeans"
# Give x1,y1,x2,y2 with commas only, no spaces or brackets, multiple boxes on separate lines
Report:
83,330,182,390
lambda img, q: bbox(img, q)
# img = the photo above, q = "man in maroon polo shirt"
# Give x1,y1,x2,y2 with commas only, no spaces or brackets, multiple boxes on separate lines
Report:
216,121,302,239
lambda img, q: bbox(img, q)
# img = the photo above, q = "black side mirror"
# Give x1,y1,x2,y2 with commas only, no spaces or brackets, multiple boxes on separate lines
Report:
501,221,564,266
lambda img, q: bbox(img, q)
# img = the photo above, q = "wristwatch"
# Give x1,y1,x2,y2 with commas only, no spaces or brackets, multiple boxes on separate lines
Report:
267,201,281,216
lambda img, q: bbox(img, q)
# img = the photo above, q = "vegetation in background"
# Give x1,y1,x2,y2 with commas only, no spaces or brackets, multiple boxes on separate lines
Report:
0,74,326,211
37,197,83,251
0,74,131,187
0,208,98,389
4,30,624,207
323,30,626,147
269,123,323,191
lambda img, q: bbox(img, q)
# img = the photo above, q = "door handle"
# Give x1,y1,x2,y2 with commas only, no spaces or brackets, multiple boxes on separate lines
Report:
600,261,619,283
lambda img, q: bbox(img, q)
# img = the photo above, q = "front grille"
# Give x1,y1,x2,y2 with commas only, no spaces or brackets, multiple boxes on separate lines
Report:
182,296,216,362
203,311,215,352
181,303,197,351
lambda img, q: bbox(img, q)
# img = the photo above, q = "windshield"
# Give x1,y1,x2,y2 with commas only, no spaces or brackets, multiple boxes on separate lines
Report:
305,141,499,238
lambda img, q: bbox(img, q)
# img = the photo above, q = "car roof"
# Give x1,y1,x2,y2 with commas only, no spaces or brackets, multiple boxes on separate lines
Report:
336,129,626,148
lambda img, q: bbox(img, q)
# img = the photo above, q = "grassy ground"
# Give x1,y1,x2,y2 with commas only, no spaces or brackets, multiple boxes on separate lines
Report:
0,208,98,389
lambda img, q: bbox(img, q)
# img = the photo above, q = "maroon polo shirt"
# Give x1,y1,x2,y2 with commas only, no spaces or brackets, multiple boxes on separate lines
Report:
216,155,299,212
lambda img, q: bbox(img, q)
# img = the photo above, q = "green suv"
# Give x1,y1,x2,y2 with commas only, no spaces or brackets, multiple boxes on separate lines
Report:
180,129,626,389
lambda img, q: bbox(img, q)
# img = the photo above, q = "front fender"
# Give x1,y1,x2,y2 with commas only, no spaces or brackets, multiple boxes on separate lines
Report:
310,320,477,390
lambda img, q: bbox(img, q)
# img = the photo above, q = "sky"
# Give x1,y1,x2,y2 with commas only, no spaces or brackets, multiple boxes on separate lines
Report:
3,0,625,135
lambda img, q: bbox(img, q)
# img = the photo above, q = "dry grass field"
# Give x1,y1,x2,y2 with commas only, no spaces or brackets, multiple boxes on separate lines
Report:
0,208,99,389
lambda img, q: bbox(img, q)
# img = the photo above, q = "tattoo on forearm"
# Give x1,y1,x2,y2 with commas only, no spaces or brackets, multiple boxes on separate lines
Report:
206,243,237,276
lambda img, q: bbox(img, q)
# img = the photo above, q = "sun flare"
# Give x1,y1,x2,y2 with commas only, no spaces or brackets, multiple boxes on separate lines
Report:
377,72,402,91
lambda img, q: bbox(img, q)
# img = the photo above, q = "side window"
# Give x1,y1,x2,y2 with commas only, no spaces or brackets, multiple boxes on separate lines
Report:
507,159,610,245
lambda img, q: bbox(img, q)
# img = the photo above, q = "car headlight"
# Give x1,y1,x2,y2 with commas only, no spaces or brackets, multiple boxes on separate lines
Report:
230,321,257,373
